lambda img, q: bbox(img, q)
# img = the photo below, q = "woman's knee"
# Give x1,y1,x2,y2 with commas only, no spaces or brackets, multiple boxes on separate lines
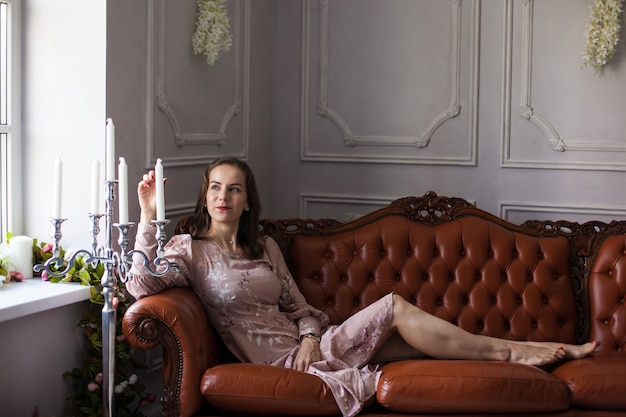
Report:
391,294,415,322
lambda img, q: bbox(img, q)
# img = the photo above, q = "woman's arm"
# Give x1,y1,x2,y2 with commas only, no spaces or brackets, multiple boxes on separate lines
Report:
126,170,190,300
264,237,329,371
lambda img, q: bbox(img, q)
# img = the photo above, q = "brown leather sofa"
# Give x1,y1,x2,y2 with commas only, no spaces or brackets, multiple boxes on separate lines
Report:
122,192,626,417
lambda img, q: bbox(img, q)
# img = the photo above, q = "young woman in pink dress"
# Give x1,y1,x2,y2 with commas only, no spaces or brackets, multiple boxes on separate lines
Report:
127,156,597,417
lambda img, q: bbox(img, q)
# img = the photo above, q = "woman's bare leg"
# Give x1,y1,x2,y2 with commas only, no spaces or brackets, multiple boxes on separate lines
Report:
390,294,597,366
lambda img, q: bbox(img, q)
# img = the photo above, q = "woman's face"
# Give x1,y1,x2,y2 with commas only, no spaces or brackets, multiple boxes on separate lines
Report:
205,164,248,228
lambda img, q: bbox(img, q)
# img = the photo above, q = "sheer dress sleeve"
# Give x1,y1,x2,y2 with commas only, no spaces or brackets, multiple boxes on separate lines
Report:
263,237,330,337
126,223,192,300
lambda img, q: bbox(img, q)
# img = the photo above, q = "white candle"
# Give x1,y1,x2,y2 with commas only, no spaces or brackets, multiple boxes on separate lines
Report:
10,236,34,279
91,157,100,214
106,118,115,181
118,157,128,224
53,157,63,218
155,158,165,221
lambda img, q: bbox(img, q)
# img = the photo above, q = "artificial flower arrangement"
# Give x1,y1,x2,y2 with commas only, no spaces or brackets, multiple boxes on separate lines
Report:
29,240,156,417
191,0,232,67
0,234,26,286
582,0,625,74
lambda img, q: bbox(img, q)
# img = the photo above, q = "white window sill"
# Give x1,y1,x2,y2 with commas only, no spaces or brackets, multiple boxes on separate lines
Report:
0,279,91,322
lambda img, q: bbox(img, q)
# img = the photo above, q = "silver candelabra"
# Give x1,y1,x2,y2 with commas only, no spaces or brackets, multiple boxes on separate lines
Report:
34,179,178,417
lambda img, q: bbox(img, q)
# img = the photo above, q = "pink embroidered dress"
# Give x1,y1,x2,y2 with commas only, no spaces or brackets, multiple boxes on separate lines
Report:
127,224,395,417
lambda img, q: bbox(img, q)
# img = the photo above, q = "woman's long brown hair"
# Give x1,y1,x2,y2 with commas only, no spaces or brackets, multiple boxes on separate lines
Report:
175,156,263,259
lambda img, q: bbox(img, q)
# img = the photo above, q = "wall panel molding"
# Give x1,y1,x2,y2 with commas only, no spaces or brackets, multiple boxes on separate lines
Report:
145,0,250,168
300,193,392,220
301,0,480,165
500,201,626,223
501,0,626,171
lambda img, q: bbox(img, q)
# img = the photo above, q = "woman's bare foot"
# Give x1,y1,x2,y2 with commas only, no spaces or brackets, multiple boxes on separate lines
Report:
507,341,598,366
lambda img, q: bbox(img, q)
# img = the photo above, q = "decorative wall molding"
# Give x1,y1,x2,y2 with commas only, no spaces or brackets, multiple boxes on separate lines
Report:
300,193,392,220
501,0,626,171
145,0,250,168
301,0,480,165
500,201,626,223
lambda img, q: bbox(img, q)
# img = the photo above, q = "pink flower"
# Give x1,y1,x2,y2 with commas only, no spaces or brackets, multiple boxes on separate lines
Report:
9,271,23,282
42,243,53,253
87,382,99,392
41,270,49,281
112,296,119,309
95,373,103,384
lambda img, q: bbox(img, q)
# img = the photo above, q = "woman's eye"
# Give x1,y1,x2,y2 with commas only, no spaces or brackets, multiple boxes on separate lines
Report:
230,187,241,192
210,185,220,190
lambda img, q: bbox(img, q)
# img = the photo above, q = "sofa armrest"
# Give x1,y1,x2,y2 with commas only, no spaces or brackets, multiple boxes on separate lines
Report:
122,287,226,417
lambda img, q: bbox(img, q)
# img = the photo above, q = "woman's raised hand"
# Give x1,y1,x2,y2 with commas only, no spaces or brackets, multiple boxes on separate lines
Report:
137,170,161,223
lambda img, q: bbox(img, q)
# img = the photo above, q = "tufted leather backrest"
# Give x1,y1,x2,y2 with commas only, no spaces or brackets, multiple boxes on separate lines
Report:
586,234,626,351
288,215,578,344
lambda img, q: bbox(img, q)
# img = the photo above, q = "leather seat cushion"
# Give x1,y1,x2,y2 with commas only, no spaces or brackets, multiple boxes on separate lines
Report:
200,363,340,416
377,360,569,414
551,351,626,410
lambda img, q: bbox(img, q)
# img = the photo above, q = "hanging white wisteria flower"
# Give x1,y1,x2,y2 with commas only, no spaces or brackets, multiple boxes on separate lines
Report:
192,0,233,67
582,0,625,74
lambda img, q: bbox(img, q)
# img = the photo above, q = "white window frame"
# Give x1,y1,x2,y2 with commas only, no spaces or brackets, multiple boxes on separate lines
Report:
0,0,21,238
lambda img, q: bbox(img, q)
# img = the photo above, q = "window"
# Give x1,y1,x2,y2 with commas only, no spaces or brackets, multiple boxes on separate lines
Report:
0,0,21,238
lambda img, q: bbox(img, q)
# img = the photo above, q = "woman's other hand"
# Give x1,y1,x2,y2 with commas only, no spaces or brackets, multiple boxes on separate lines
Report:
293,337,321,372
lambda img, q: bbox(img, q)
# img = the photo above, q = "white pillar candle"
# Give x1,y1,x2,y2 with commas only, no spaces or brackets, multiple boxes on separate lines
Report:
53,157,63,219
118,157,128,224
155,158,165,221
10,235,33,279
106,118,115,181
91,157,100,214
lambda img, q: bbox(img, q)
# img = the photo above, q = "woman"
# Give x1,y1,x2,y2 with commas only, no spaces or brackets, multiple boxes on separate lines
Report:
128,156,597,417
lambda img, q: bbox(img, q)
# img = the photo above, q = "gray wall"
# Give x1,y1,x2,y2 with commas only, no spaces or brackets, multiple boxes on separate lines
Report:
110,0,626,229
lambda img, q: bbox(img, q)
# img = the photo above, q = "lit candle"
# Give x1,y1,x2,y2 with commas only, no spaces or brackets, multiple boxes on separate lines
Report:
155,158,165,221
10,235,34,279
91,157,100,214
53,157,63,219
106,118,115,181
118,157,128,224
